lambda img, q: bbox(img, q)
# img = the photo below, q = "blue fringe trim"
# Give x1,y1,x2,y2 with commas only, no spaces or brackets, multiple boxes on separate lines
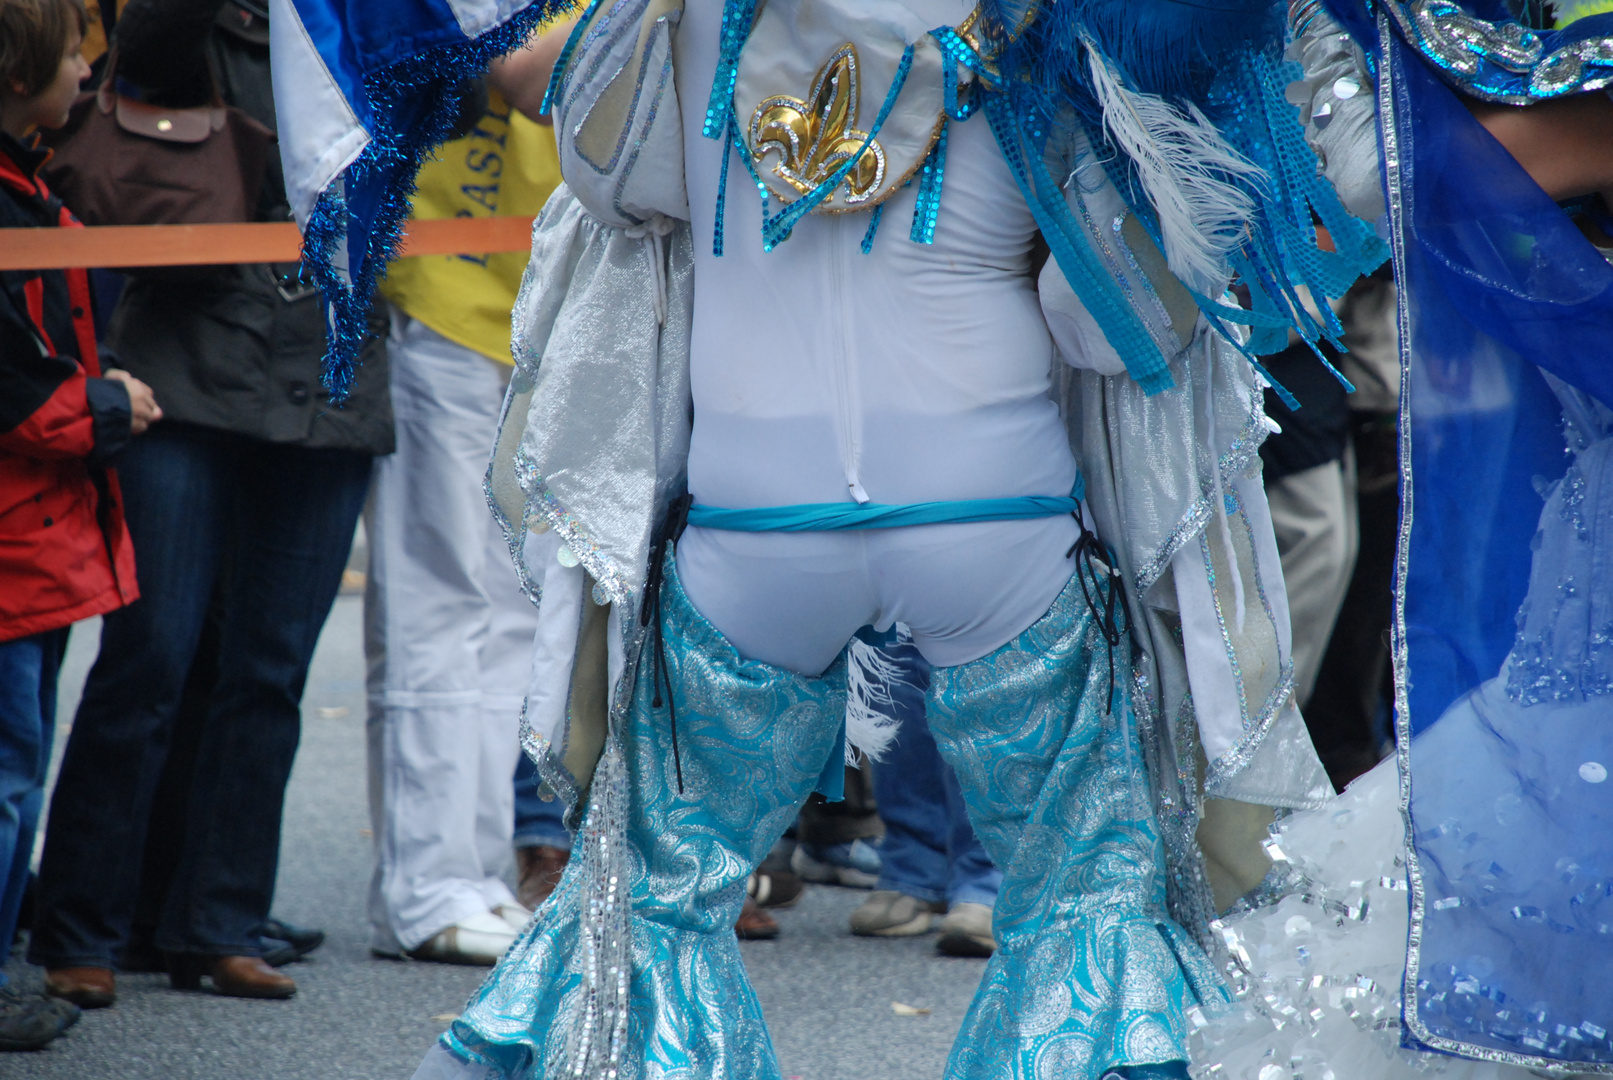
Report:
714,111,734,256
860,203,886,254
703,0,759,139
983,90,1175,394
968,0,1386,397
909,118,949,245
301,2,571,402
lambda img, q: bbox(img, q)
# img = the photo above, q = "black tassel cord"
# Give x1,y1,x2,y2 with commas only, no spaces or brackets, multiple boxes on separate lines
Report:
1066,507,1131,714
641,493,694,793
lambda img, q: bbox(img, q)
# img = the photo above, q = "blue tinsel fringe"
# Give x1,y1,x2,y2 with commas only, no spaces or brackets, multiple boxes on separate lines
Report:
303,1,572,402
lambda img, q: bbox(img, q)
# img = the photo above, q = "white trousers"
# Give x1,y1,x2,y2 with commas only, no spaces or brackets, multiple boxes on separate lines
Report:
1266,454,1359,708
365,311,539,950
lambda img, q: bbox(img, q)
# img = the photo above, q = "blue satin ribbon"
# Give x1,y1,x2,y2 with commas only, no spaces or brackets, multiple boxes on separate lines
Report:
686,477,1085,533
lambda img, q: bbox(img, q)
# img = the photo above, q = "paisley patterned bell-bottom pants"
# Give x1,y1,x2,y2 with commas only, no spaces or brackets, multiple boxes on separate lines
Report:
444,550,1219,1080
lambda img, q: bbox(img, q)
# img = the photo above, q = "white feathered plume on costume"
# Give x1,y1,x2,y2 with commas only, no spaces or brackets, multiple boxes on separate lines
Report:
1085,43,1265,297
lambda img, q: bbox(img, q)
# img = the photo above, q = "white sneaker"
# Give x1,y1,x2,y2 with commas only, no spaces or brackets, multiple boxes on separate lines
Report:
790,839,882,889
406,911,518,966
492,902,532,932
936,902,996,958
368,923,406,959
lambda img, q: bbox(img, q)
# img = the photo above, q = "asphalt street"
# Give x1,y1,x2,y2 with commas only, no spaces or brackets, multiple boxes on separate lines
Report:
6,591,986,1080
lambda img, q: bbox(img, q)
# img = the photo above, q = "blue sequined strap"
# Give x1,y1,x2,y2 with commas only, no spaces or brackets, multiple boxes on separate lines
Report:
1379,0,1613,104
687,477,1086,532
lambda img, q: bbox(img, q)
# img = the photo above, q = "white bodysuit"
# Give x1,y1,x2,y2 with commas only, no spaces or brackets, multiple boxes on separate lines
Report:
671,0,1087,673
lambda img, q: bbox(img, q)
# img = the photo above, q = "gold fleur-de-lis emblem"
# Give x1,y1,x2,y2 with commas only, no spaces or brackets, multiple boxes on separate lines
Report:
748,44,888,207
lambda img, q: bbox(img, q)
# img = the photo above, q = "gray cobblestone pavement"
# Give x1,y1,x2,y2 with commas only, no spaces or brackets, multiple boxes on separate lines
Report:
5,593,985,1080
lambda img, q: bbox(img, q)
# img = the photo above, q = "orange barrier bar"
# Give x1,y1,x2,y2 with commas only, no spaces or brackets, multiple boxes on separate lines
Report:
0,215,535,271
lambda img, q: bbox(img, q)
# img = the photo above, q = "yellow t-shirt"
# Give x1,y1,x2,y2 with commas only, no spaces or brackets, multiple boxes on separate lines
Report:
380,91,562,364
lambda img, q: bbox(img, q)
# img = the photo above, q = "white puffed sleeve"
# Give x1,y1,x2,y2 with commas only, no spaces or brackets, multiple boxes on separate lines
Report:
1038,255,1129,375
549,0,690,228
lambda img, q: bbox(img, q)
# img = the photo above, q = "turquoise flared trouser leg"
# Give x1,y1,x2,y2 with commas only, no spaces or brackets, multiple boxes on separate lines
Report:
926,572,1222,1080
444,551,846,1079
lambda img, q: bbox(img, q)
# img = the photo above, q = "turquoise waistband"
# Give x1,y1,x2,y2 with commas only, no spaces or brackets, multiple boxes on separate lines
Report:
685,476,1085,533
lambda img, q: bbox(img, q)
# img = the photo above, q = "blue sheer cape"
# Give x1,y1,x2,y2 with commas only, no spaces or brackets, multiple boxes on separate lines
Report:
1329,0,1613,1068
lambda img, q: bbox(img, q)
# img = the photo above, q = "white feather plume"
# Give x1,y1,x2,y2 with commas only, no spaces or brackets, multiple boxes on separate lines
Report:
1086,45,1264,295
844,637,908,765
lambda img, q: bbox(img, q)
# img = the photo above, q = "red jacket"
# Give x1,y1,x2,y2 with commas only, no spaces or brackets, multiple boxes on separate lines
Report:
1,133,138,643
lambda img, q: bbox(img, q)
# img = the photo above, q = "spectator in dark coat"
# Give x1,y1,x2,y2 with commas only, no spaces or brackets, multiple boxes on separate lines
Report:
28,0,392,1006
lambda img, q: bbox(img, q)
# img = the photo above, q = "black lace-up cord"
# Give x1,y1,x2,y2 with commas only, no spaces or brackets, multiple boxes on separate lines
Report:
1065,508,1130,714
642,493,694,793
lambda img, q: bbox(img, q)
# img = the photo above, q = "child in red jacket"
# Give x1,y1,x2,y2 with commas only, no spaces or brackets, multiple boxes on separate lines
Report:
0,0,160,1051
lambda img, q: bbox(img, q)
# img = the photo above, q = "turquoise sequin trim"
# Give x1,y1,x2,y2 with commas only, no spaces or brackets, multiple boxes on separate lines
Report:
910,118,951,245
686,481,1084,533
703,0,761,139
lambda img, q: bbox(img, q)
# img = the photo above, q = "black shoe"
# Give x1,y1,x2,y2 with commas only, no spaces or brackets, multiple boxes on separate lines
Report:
0,988,73,1051
260,938,299,968
40,997,80,1032
258,917,324,960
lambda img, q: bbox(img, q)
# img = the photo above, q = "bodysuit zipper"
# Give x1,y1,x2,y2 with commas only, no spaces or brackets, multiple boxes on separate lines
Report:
831,216,869,503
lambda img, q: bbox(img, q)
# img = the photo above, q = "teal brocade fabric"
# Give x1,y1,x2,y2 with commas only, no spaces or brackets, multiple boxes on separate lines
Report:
440,550,1221,1080
926,575,1226,1079
444,551,848,1079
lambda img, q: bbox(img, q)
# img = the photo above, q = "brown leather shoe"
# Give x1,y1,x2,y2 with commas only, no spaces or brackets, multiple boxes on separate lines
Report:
515,844,569,909
43,966,115,1009
169,954,296,999
734,896,780,940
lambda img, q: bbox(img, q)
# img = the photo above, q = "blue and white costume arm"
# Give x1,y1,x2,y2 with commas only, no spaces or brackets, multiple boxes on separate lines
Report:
1040,144,1331,925
485,0,696,803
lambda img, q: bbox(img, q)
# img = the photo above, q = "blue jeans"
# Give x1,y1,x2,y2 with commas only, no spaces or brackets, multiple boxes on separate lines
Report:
29,423,371,965
513,752,571,851
866,632,1000,909
0,629,67,986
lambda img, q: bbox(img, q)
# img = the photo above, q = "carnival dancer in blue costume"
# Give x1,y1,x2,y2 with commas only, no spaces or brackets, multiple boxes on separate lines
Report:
1192,1,1613,1076
269,0,1386,1076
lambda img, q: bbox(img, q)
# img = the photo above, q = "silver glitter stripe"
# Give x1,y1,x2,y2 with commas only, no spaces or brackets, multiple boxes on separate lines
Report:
1137,665,1220,948
1381,22,1613,1071
556,733,634,1080
1135,498,1213,598
1202,665,1297,792
608,17,677,226
485,448,547,610
1215,375,1268,483
1201,504,1301,793
511,445,636,606
1381,25,1438,1058
1195,529,1250,727
1111,213,1182,352
1133,375,1269,594
517,698,583,818
1236,489,1282,655
563,0,644,171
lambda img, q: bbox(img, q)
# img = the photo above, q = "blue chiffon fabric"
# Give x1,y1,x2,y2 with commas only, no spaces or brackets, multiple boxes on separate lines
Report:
1326,3,1613,1066
434,551,1220,1080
